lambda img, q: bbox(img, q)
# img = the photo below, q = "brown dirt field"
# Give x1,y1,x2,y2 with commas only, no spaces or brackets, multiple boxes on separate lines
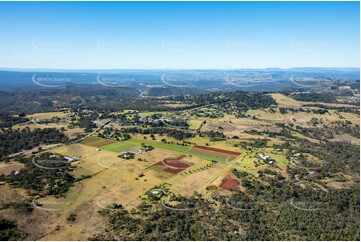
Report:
86,139,116,148
138,148,185,167
155,156,190,173
193,145,241,156
164,168,183,174
219,173,240,190
0,162,24,175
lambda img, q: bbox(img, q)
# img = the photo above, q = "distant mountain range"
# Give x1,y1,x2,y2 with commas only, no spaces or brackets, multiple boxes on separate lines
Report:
0,68,359,95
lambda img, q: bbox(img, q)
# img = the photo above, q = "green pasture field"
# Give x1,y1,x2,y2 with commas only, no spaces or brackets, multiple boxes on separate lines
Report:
126,138,191,153
81,137,243,164
101,142,135,152
188,120,204,130
186,149,231,162
80,136,191,154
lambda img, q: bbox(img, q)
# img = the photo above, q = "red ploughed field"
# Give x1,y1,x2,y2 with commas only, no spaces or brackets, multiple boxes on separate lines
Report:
155,155,190,174
192,145,241,157
220,174,240,190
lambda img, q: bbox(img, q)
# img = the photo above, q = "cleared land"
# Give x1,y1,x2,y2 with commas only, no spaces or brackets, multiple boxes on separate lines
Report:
219,173,240,190
186,149,230,162
27,111,69,119
193,145,241,156
155,156,190,174
188,120,204,130
101,142,135,152
170,162,227,196
127,139,190,152
270,93,359,108
36,146,167,240
186,145,241,162
0,162,24,175
80,136,116,147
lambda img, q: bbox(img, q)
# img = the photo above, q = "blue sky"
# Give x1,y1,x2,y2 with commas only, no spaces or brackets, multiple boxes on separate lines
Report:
0,1,359,69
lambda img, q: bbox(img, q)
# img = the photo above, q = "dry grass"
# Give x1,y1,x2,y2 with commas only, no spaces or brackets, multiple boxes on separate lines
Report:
35,147,171,240
331,134,359,145
0,162,24,175
271,93,359,108
270,93,302,108
0,184,61,240
170,162,227,196
27,111,68,119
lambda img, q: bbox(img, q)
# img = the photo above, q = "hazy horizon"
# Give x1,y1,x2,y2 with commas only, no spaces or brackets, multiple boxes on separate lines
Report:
0,67,359,72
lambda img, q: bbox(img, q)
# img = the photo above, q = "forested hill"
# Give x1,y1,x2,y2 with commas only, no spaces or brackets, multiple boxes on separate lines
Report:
0,88,276,114
0,84,140,113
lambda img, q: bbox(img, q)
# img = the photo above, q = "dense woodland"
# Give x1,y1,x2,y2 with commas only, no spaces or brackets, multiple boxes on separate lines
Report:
0,127,67,159
0,88,276,114
0,113,29,128
288,92,338,103
0,218,27,240
169,91,276,112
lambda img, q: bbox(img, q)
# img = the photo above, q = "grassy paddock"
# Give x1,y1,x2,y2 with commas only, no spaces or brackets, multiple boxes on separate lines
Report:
101,142,135,152
188,120,204,130
126,138,190,153
186,149,230,162
80,136,116,147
